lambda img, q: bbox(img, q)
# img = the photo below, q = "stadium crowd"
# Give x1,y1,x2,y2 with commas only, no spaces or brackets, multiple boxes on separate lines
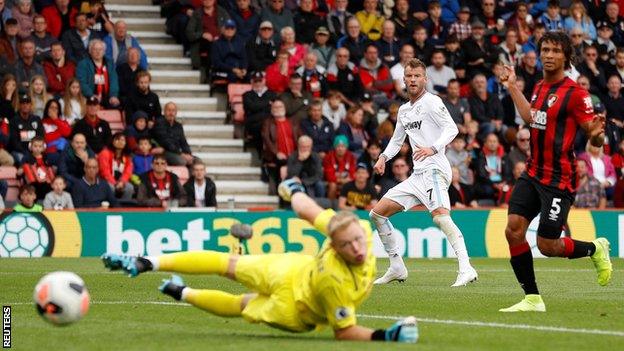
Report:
0,0,623,212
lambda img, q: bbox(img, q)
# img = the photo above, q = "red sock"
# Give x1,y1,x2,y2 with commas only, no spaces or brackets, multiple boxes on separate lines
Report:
562,237,574,257
509,242,530,256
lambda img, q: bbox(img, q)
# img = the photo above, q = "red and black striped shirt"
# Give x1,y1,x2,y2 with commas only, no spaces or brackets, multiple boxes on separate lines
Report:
526,77,594,193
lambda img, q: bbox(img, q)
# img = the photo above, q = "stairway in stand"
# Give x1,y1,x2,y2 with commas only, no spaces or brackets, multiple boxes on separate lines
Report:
106,0,278,209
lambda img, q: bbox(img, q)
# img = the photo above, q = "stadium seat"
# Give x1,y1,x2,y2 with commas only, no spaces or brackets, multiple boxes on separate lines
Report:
227,84,252,124
97,110,125,133
0,166,20,202
167,166,189,184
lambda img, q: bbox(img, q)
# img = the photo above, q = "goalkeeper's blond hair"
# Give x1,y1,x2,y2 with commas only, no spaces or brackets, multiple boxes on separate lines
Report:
327,211,361,239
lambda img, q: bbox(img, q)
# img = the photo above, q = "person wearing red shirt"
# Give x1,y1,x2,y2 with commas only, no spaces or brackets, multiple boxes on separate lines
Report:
41,0,77,39
43,42,76,96
41,99,70,164
97,132,134,201
261,98,298,194
265,50,292,93
359,43,394,102
323,135,356,199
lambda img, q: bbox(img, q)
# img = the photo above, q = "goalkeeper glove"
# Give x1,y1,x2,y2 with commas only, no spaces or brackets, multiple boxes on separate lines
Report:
373,316,418,343
277,178,305,202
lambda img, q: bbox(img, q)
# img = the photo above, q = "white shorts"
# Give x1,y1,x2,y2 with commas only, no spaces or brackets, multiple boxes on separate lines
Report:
383,168,451,212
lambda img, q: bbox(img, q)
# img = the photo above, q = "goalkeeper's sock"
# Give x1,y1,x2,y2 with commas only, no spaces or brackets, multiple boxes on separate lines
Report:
182,289,243,317
153,251,230,275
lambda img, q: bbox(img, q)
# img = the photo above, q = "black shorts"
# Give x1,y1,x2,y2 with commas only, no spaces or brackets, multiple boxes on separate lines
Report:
508,175,575,239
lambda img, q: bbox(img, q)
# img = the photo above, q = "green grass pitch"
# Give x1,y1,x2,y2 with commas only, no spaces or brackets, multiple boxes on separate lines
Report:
1,258,623,350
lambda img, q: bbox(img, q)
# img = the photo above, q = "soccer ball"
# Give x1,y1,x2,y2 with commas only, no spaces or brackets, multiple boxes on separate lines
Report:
0,213,52,258
33,272,90,325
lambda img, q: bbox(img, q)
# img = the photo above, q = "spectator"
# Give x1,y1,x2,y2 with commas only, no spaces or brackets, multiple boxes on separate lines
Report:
61,13,97,63
260,0,294,42
28,75,50,118
41,98,70,162
310,26,335,69
43,41,76,96
390,0,416,41
448,166,478,208
408,25,434,65
603,74,624,152
20,135,55,200
359,92,378,137
375,20,400,68
320,90,346,130
564,1,596,41
0,18,18,64
539,0,564,31
71,96,111,153
498,161,526,208
246,21,277,73
9,93,43,164
261,98,298,192
505,2,532,45
338,162,377,210
280,74,312,126
57,132,94,189
76,39,120,108
265,49,292,93
286,135,325,197
575,159,607,208
336,17,369,66
97,132,134,201
604,1,624,47
186,0,230,70
426,49,455,95
327,47,363,106
467,74,504,141
579,142,617,198
41,0,77,39
125,110,160,154
300,100,334,158
11,0,34,39
523,23,546,56
124,71,161,125
443,79,471,132
116,47,142,99
443,34,465,71
337,105,369,158
228,0,259,43
377,103,397,148
43,175,74,209
446,134,473,185
280,26,305,70
506,128,531,167
31,15,55,61
242,71,276,156
295,52,326,99
151,102,193,166
475,0,505,45
293,0,323,45
498,28,523,68
13,184,42,212
59,78,84,125
0,73,16,120
183,159,216,208
85,0,114,37
210,19,247,83
355,0,383,41
137,154,186,208
327,0,352,41
323,134,356,199
421,0,449,48
104,20,148,69
15,38,45,89
390,43,414,101
474,133,510,203
612,138,624,177
0,94,11,166
132,136,154,176
449,6,472,41
378,156,409,198
516,50,542,100
576,45,607,95
357,139,382,183
569,26,589,66
461,20,499,79
0,0,12,35
71,157,118,208
359,43,393,102
487,61,508,102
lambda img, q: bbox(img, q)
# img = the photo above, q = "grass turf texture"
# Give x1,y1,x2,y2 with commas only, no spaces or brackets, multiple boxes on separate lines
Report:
1,258,622,350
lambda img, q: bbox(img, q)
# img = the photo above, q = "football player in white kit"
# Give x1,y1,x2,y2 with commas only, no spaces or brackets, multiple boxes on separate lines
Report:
369,58,479,287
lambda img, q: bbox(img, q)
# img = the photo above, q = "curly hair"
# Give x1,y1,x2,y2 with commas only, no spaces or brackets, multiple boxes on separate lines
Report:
537,31,574,70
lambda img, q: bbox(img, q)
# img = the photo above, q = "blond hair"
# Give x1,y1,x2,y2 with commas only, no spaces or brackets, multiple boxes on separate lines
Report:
62,78,86,118
405,58,426,71
327,211,360,239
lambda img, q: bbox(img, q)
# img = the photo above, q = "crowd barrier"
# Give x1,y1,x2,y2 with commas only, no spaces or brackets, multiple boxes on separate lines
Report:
0,209,621,258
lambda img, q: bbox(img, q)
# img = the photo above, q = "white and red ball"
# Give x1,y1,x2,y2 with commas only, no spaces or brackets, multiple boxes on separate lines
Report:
33,271,90,325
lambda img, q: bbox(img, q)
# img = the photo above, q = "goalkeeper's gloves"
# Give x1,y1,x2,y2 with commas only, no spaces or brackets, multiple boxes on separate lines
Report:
372,316,418,343
277,178,305,202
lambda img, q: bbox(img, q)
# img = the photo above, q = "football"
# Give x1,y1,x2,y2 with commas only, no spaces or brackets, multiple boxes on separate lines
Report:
33,271,90,326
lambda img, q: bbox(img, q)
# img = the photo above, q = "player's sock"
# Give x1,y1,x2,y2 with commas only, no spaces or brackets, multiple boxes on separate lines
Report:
509,242,539,295
433,215,471,271
182,289,243,317
562,237,596,259
156,251,230,275
369,210,403,267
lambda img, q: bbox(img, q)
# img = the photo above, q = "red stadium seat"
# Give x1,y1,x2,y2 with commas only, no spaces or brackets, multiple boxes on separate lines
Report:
0,166,20,202
97,110,125,131
227,84,252,124
167,166,189,184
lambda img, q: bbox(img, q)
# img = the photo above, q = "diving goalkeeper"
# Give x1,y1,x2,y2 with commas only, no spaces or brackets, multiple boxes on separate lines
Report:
101,179,417,342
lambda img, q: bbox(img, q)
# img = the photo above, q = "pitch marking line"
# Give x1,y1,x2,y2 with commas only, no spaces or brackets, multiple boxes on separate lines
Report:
9,301,623,337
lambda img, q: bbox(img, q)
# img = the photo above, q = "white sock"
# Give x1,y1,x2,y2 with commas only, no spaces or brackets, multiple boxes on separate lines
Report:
146,256,159,271
433,215,471,272
370,210,404,269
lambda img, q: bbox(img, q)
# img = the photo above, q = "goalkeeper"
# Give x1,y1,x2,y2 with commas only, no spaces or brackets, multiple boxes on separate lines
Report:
102,179,417,342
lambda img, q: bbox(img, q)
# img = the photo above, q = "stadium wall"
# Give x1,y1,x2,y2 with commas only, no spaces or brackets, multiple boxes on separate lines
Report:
0,210,622,258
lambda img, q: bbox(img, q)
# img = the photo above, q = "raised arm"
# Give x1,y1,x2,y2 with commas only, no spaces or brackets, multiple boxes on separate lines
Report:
500,65,533,125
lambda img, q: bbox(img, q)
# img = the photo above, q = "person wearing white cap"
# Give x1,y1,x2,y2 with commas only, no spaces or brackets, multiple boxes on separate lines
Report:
246,21,277,72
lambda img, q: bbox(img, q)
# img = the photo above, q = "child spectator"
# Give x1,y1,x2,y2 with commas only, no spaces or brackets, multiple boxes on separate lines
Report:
21,136,55,200
43,175,74,210
132,136,154,176
338,162,378,210
125,110,155,153
446,134,473,185
323,135,356,199
28,75,51,118
13,184,43,212
337,106,370,159
97,132,134,201
60,78,86,126
41,99,71,165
